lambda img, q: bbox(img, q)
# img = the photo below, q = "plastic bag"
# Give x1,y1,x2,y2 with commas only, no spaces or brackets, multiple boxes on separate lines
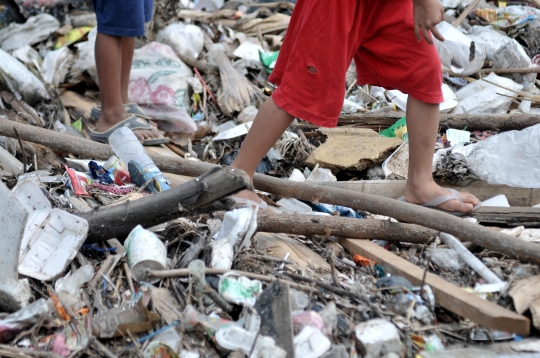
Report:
493,41,536,84
42,47,73,86
435,21,486,76
466,122,540,188
380,117,408,140
0,49,49,104
451,72,522,114
259,50,279,73
156,22,204,59
73,27,97,82
128,42,195,127
0,13,59,51
208,44,264,116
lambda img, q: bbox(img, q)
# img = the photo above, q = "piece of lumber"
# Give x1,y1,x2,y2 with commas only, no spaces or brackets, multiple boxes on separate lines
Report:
253,232,331,270
480,67,540,75
3,119,540,265
320,180,540,207
509,275,540,314
59,90,97,118
254,213,436,244
339,239,530,335
337,111,540,131
78,167,251,242
471,207,540,228
453,0,482,27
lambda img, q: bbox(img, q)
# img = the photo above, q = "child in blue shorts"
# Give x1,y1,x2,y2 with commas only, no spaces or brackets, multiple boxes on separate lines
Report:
89,0,169,145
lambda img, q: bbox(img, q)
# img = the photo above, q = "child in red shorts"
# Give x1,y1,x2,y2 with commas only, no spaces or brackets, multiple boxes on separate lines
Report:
231,0,480,213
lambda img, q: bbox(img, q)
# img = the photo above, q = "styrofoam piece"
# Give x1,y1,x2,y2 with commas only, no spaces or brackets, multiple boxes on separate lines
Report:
446,129,471,146
12,179,88,281
289,168,305,182
474,281,508,293
215,326,277,357
354,319,402,358
213,121,253,140
276,198,313,214
0,182,32,311
233,41,264,62
482,195,510,207
386,84,457,113
210,238,234,270
306,167,337,182
214,207,258,247
294,326,332,358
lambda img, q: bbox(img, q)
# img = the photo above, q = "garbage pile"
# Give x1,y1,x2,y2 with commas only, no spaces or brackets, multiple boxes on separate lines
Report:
1,0,540,357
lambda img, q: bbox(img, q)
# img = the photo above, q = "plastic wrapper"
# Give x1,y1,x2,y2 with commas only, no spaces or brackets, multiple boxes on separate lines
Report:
42,47,74,86
466,122,540,188
128,42,195,128
0,298,53,343
73,27,97,82
0,49,50,104
139,104,196,134
208,44,264,116
0,13,59,51
451,72,522,114
434,21,486,76
156,22,204,59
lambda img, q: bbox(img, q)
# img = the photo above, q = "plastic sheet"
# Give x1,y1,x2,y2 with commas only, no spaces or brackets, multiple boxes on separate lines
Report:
156,22,204,59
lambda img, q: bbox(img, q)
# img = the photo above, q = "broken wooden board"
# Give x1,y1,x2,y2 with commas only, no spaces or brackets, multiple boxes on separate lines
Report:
165,173,193,187
320,180,540,207
509,275,540,329
339,239,530,335
145,145,182,158
60,90,97,118
151,288,183,325
90,254,123,290
471,207,540,227
254,232,330,271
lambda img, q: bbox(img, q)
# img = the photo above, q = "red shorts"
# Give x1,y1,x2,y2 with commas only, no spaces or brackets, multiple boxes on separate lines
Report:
269,0,444,127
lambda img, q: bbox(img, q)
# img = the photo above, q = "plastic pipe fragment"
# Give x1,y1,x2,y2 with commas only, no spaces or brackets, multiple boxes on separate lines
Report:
439,232,503,284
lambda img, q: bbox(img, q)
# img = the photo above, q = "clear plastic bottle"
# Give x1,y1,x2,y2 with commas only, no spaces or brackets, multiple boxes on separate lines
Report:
108,127,169,191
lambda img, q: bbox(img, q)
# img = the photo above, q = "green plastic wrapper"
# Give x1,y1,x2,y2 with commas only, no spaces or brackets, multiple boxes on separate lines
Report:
380,117,408,141
259,50,279,74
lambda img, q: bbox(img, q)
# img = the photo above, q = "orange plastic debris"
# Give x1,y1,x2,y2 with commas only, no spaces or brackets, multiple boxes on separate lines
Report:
353,254,376,267
49,289,71,322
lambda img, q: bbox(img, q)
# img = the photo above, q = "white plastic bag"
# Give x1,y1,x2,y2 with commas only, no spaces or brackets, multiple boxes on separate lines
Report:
435,21,486,76
128,42,196,132
0,49,49,104
0,14,60,51
156,22,204,59
451,72,522,114
466,122,540,188
41,47,73,86
73,27,97,82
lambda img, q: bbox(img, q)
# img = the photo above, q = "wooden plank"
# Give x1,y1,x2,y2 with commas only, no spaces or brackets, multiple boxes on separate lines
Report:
472,207,540,228
60,90,97,118
320,180,540,207
339,239,530,335
453,0,482,27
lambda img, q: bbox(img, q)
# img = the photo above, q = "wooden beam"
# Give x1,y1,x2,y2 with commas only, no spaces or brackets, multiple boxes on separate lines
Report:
320,180,540,207
471,207,540,228
339,239,530,335
337,112,540,132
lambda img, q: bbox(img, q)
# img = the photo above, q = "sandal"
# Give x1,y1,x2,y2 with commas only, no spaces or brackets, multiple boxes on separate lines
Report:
398,188,482,217
85,114,170,146
91,103,151,121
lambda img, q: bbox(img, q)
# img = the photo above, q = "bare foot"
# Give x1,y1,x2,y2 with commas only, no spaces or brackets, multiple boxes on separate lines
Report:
96,107,164,141
233,189,275,212
404,181,480,213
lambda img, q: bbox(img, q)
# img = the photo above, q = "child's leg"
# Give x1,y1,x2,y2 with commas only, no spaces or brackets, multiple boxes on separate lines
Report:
405,96,479,211
94,34,161,141
120,37,135,105
231,98,295,202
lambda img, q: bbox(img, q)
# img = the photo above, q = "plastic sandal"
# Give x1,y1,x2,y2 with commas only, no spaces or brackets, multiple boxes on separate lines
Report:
85,114,170,146
398,188,482,217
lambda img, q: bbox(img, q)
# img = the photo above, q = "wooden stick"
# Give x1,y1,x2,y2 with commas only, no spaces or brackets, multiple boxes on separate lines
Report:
78,167,250,242
254,213,437,244
453,0,482,27
339,239,530,335
337,111,540,131
471,207,540,227
479,67,540,75
2,119,540,264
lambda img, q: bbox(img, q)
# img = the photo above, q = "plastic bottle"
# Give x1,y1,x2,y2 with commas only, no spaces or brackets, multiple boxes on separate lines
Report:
55,264,95,296
108,127,169,191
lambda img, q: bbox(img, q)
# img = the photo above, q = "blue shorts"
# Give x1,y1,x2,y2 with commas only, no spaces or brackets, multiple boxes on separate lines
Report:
92,0,153,37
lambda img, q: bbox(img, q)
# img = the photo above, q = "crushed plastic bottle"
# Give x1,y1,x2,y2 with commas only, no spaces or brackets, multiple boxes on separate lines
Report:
55,264,94,297
289,289,310,312
0,298,53,343
108,127,169,191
